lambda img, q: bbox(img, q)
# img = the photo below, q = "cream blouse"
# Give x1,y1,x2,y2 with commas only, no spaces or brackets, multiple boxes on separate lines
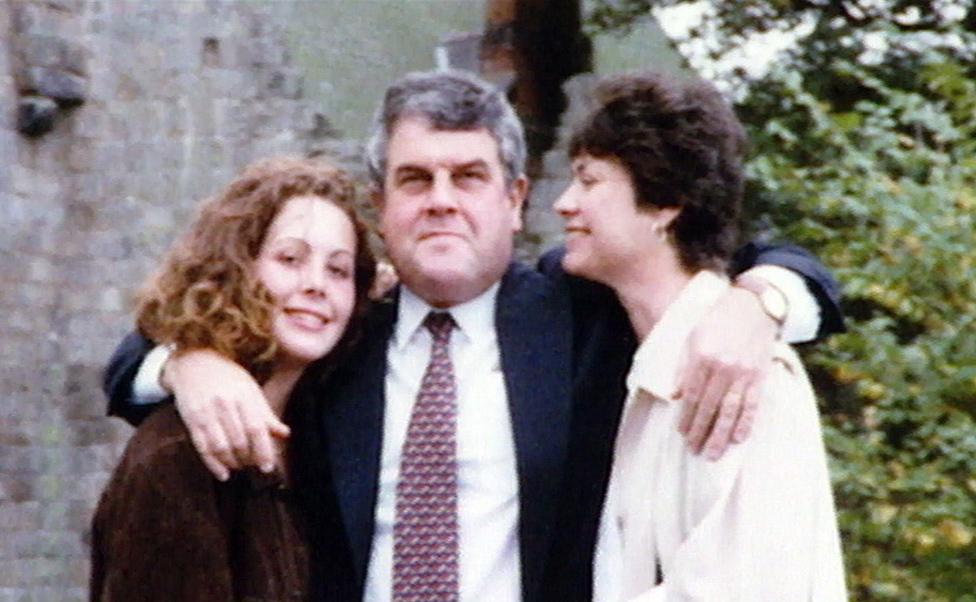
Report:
595,270,847,601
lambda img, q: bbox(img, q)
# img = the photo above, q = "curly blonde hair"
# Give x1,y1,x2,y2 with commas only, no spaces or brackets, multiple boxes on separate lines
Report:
136,157,376,382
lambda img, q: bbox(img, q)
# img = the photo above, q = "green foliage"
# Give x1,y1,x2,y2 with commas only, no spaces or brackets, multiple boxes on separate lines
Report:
589,1,976,599
747,57,976,602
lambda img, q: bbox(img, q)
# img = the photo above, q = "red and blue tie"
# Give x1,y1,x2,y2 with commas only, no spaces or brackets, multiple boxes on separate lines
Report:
393,312,459,602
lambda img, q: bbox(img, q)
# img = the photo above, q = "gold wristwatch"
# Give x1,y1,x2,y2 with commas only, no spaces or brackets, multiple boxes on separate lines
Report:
734,273,788,331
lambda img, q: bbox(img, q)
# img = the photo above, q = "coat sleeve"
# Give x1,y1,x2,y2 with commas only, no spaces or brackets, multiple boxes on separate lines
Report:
730,241,845,338
103,330,166,426
90,417,235,601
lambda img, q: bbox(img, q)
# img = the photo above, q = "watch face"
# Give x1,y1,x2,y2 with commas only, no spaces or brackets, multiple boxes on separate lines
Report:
763,289,788,322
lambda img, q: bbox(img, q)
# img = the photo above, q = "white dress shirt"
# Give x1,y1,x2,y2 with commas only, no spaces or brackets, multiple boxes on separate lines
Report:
748,265,820,342
363,283,521,601
594,271,847,602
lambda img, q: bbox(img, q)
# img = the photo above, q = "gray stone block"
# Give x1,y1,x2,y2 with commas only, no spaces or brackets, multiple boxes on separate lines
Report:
0,502,42,532
70,105,104,139
0,392,49,422
44,0,83,12
265,69,304,99
0,478,34,504
15,33,87,75
65,142,94,172
11,164,64,201
0,91,16,129
15,34,66,70
159,101,187,136
16,95,58,137
85,59,117,100
0,447,42,475
38,500,96,531
10,3,42,36
122,101,158,141
164,39,198,71
23,67,86,106
60,39,89,77
62,446,113,474
73,172,104,201
114,72,143,102
2,306,52,337
98,287,125,314
59,471,113,502
5,282,54,308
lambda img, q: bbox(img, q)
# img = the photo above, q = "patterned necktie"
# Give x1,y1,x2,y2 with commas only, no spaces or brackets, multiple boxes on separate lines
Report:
393,312,459,602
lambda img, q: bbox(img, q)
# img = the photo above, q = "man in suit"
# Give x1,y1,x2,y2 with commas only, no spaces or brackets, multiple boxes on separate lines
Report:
105,70,842,601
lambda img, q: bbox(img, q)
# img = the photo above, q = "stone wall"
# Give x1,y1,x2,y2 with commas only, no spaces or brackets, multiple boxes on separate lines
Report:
0,1,478,599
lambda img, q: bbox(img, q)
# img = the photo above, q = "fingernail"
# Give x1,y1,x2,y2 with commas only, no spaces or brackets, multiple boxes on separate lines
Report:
261,463,274,474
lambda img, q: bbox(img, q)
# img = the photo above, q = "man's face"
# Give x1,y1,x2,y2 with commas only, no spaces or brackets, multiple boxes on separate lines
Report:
377,117,527,308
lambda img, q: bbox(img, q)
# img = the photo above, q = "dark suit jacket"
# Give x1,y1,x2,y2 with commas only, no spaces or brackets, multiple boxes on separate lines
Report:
104,243,843,602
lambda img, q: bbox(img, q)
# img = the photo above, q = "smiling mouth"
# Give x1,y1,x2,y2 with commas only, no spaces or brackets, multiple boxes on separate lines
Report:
284,308,330,329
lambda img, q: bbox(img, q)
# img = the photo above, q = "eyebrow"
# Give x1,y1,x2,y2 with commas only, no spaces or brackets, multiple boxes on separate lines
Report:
454,159,489,172
393,159,490,174
272,234,309,243
268,238,354,256
393,164,428,174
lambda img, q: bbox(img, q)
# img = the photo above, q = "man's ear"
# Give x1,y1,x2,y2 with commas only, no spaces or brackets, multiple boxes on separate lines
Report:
508,175,530,233
371,185,386,239
370,184,384,209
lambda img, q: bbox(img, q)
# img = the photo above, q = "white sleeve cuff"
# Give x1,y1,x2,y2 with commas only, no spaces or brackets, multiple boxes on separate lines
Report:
629,586,666,602
131,344,174,405
745,265,820,343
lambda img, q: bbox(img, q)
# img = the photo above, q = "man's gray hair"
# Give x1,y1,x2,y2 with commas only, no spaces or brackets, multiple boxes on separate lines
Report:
365,70,527,188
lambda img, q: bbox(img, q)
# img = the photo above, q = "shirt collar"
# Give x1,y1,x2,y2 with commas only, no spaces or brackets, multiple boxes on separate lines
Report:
626,270,730,403
392,282,501,351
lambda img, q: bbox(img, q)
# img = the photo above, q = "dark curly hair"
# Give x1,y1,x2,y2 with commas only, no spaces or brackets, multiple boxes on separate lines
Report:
135,156,376,383
569,71,746,272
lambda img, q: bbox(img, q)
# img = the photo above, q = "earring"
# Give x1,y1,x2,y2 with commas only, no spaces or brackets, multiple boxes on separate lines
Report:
651,222,667,243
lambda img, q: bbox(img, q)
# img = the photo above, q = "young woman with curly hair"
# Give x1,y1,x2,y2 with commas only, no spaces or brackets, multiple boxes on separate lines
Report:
90,156,376,601
554,73,847,600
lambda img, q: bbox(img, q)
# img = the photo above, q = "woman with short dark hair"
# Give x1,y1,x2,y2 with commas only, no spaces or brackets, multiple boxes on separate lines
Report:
555,72,847,601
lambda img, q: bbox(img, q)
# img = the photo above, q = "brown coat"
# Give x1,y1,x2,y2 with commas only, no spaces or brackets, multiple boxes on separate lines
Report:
90,406,310,601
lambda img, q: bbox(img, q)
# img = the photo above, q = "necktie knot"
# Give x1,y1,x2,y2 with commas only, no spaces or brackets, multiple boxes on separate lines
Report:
424,311,455,343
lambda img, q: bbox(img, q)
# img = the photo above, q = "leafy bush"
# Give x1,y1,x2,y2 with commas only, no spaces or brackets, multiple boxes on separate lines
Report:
745,56,976,601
